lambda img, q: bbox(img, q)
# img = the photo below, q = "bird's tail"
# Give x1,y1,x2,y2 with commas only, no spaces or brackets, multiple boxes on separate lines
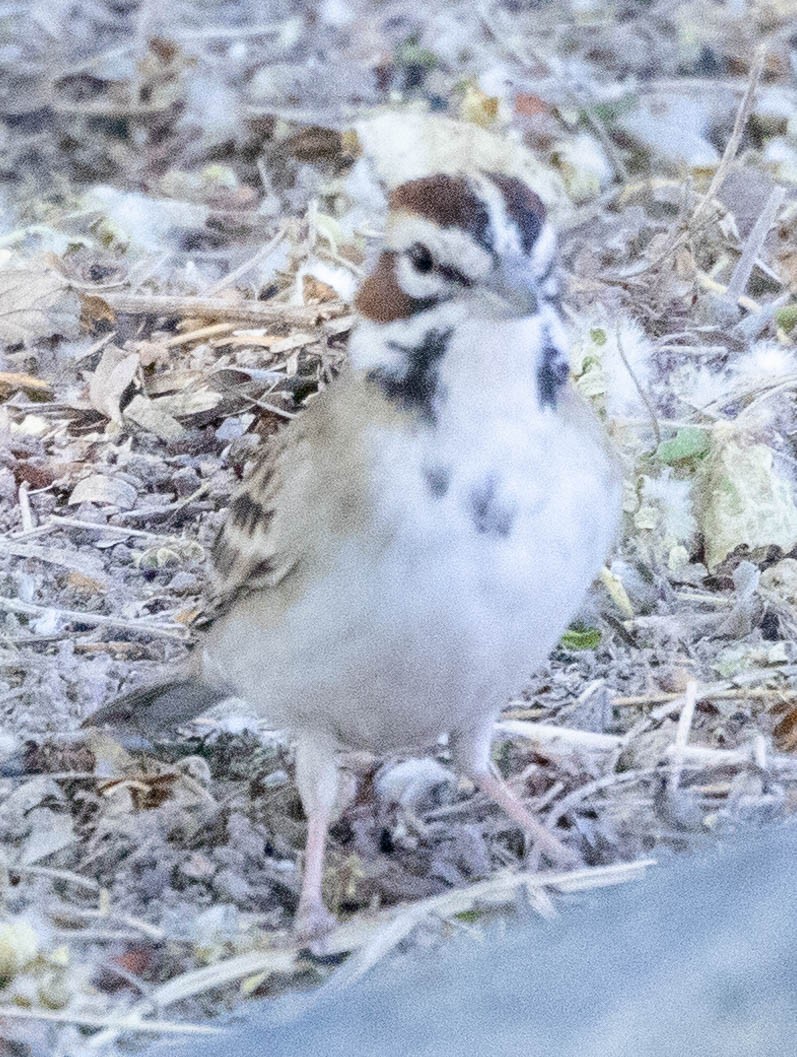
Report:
82,678,228,735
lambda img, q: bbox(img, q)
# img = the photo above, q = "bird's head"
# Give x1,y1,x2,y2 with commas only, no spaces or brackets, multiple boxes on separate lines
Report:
351,171,569,418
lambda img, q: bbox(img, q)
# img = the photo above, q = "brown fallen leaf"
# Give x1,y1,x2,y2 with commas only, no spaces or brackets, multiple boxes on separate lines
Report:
0,267,80,343
302,274,338,302
66,571,108,594
80,292,117,327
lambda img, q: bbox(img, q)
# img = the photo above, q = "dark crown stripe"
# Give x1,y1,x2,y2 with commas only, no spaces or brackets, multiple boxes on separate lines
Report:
487,173,546,255
389,174,494,252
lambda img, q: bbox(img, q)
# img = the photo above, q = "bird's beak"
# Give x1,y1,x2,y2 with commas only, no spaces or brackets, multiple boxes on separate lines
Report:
482,256,538,316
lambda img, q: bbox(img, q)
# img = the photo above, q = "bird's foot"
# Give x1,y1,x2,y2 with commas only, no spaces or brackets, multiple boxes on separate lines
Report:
294,899,337,942
532,830,581,871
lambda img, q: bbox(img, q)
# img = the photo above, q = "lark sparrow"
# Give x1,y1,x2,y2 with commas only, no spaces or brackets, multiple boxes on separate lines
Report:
85,171,621,936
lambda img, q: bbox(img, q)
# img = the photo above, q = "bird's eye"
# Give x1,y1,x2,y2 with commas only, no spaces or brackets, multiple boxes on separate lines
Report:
408,242,434,274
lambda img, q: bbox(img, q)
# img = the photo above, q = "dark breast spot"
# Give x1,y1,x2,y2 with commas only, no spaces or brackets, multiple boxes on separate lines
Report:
469,475,515,539
230,493,274,534
537,344,570,410
368,327,452,423
487,173,546,255
390,175,494,252
424,464,451,498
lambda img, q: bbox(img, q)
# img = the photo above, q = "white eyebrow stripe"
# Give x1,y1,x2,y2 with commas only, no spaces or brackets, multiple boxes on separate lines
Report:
386,211,494,278
530,222,557,275
470,173,522,257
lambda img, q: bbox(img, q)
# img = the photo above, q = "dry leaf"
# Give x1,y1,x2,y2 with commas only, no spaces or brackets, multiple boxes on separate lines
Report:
0,920,40,978
760,558,797,605
302,273,338,302
0,267,80,344
599,565,635,618
89,344,140,422
19,807,76,866
0,371,53,399
123,393,186,440
148,387,222,416
80,292,117,327
146,369,205,395
700,433,797,571
459,83,500,128
353,112,567,210
66,571,108,594
68,473,138,510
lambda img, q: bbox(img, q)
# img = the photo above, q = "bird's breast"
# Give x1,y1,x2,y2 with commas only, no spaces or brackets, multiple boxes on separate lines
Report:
207,387,620,754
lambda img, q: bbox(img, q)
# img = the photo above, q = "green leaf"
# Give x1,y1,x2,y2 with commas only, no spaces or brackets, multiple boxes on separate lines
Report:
775,304,797,334
589,327,608,346
656,427,710,465
561,627,601,650
397,36,438,69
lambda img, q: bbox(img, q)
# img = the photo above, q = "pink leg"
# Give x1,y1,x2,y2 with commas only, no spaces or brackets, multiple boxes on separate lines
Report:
295,804,336,939
294,735,339,939
473,769,579,869
451,720,579,870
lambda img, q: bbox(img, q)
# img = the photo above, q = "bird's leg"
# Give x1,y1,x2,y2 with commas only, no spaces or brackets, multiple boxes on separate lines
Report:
451,722,579,870
294,734,340,939
472,768,579,868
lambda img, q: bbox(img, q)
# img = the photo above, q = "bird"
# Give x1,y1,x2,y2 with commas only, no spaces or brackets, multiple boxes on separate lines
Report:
84,170,622,937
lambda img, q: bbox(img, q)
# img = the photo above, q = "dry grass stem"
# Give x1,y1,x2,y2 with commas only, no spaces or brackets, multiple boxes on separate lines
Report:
725,185,787,303
692,46,767,225
0,595,189,639
101,292,347,326
0,1006,219,1035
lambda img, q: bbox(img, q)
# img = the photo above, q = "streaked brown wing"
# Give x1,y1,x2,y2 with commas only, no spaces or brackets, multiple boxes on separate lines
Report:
193,425,305,630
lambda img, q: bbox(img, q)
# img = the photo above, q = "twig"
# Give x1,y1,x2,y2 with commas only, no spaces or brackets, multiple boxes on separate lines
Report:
205,225,287,296
407,858,655,916
697,270,761,314
111,483,210,524
9,515,196,544
616,323,660,445
11,864,100,892
671,679,698,788
17,481,34,533
692,47,767,225
0,1006,218,1035
499,718,797,777
495,721,623,752
569,86,629,182
725,184,787,302
101,292,347,326
61,907,165,942
547,769,649,827
606,208,726,282
165,322,237,348
172,23,282,42
84,947,297,1050
3,541,109,579
0,596,189,641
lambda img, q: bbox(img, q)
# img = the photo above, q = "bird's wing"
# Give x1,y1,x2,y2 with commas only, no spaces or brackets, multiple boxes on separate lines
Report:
194,422,308,630
193,375,386,631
